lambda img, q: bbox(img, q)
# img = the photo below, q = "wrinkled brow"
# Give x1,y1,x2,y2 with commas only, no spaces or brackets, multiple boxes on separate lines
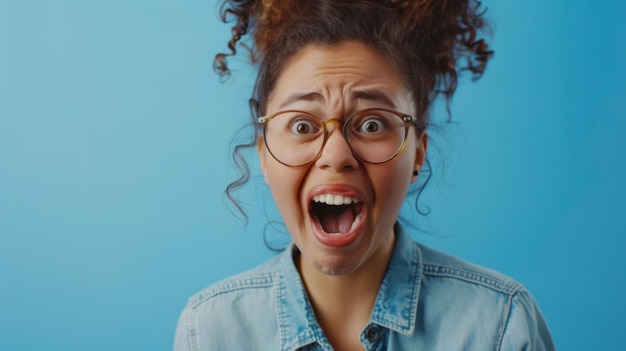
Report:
278,89,396,110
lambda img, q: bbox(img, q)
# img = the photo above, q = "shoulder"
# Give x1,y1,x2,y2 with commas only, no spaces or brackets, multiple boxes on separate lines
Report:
412,242,555,350
173,253,285,351
418,243,522,295
186,253,283,309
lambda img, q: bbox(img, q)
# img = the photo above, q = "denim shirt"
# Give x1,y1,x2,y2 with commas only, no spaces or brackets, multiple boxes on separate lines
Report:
174,226,554,350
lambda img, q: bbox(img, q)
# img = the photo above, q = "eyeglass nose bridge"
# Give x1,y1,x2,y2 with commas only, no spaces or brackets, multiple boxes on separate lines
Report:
321,118,347,141
308,118,356,164
323,118,343,129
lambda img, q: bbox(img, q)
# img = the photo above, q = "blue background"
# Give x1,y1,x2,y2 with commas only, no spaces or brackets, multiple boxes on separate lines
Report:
1,0,624,349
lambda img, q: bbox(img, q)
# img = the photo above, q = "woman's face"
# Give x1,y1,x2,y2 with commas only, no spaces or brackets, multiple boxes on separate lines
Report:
259,41,427,276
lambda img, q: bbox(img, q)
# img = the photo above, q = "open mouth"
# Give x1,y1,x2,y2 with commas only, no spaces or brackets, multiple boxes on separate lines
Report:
311,194,364,235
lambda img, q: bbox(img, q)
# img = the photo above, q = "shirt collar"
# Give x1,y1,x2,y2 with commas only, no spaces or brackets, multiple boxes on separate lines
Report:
276,224,423,350
369,224,423,336
278,245,325,350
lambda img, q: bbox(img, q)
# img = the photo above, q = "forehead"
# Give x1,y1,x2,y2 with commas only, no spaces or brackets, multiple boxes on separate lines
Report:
267,41,412,112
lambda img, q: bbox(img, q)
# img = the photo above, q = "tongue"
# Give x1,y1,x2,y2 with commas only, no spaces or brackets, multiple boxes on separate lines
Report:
320,205,356,234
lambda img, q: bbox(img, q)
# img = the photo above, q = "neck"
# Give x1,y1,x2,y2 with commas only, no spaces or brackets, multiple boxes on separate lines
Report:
296,234,396,344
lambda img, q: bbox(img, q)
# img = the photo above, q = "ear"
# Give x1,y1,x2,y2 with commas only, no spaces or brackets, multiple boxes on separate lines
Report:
257,136,268,183
412,131,428,183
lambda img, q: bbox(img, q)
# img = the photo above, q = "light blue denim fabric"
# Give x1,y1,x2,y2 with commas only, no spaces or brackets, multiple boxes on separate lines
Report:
174,226,554,350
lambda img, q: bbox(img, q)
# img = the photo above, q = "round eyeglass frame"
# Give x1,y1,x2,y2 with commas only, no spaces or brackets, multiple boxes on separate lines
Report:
257,108,422,167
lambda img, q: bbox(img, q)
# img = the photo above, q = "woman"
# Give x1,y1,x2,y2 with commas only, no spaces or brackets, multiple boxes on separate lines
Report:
175,0,554,350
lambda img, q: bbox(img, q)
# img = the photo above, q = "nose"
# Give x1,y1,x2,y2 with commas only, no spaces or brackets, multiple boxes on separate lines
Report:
314,119,359,172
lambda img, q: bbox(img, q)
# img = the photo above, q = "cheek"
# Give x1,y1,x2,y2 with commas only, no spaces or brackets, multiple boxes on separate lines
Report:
264,155,307,224
369,154,414,216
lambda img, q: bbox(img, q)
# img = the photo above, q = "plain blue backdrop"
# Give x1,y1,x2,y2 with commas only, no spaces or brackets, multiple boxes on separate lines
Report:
1,0,624,350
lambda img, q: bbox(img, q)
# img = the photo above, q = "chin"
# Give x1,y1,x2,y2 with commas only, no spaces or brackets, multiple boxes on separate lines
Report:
301,246,367,276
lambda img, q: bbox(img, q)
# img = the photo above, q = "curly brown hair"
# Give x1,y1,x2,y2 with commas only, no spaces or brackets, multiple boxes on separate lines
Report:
216,0,493,221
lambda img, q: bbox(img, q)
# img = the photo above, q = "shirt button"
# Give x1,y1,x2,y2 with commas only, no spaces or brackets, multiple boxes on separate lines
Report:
365,326,379,342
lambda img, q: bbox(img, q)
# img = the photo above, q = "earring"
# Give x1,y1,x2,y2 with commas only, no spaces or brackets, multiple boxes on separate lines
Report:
413,170,419,176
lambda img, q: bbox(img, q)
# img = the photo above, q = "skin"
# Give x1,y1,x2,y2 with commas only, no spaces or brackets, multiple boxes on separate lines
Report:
258,41,427,350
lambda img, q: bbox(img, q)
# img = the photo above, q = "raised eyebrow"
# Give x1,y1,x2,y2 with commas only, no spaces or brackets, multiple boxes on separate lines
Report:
278,92,324,110
352,90,397,109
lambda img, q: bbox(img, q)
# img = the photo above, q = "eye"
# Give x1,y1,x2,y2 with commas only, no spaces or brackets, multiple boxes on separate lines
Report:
290,118,318,135
357,117,386,133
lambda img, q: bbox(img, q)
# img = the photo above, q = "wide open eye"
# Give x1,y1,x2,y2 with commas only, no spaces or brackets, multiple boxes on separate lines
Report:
352,112,392,136
357,117,386,134
289,117,319,135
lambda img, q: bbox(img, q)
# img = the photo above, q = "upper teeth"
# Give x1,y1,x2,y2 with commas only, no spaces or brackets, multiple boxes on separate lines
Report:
313,194,359,205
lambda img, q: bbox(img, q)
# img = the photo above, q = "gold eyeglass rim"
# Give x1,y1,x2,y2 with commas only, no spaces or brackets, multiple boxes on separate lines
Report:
257,108,423,167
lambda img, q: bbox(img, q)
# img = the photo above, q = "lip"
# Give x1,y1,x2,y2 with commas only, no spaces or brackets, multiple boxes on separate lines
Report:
307,184,367,247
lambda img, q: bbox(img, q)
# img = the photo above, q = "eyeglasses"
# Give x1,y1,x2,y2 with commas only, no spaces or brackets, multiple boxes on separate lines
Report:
258,108,420,167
